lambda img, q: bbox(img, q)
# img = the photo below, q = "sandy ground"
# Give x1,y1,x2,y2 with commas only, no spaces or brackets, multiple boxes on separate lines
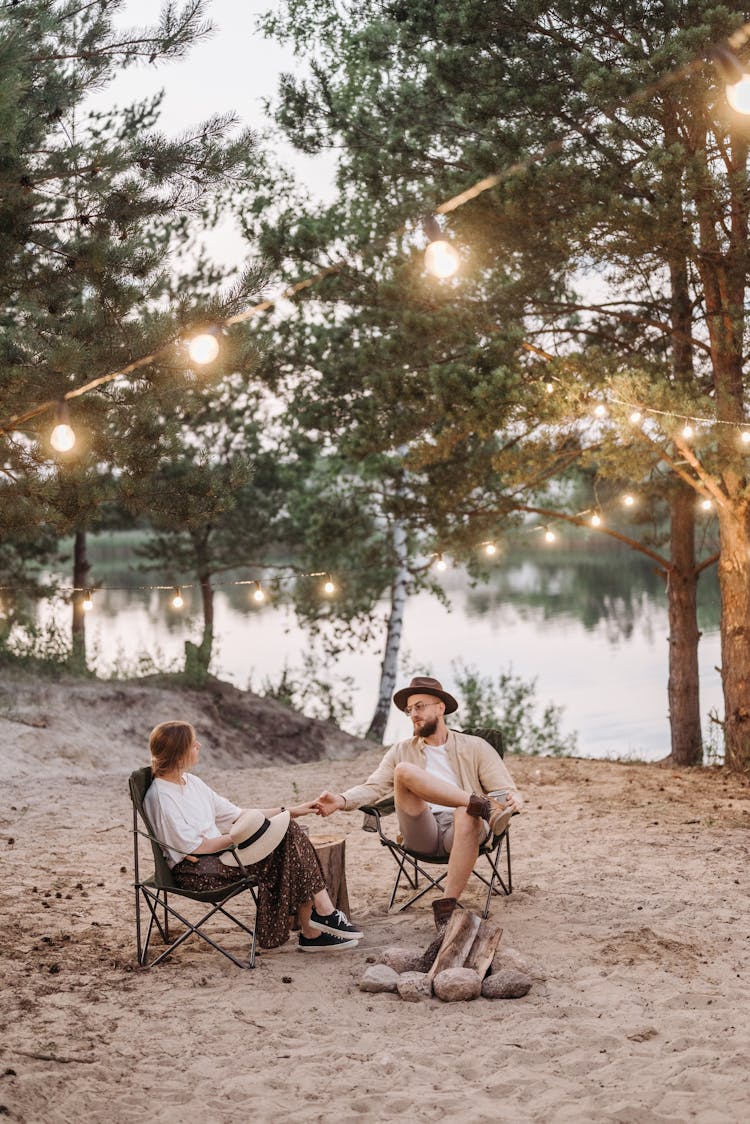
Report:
2,686,750,1122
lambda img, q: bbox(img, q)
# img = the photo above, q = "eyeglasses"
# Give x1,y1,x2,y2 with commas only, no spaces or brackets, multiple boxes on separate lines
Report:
404,701,440,716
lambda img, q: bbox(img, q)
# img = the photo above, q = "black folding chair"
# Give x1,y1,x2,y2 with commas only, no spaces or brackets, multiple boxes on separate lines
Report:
129,766,259,969
360,728,513,918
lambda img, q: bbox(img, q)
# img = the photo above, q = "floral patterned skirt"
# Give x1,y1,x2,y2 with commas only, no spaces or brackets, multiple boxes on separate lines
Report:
172,820,325,948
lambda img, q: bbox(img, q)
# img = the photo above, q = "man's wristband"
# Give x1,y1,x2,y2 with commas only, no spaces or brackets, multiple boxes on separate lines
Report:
338,794,347,810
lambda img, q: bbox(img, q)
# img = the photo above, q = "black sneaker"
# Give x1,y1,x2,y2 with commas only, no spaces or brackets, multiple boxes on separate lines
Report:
309,908,364,940
298,931,359,952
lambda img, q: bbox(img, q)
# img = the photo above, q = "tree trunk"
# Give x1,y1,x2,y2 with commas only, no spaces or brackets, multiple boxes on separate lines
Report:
665,485,702,766
70,528,89,674
366,519,409,742
716,506,750,771
183,571,214,686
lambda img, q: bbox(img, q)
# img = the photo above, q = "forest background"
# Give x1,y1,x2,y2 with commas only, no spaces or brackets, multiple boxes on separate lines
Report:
3,0,750,772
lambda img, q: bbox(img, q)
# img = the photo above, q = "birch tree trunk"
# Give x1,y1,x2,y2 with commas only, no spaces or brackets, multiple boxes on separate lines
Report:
366,519,409,742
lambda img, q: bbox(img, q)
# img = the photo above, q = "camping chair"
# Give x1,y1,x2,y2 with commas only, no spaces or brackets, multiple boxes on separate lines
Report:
360,728,513,919
129,766,259,969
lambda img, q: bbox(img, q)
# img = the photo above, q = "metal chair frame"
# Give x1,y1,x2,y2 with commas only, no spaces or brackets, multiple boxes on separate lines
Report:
129,766,259,969
360,726,513,918
361,799,512,918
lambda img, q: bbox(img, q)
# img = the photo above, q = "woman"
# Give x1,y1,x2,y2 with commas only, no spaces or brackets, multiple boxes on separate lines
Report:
144,720,363,952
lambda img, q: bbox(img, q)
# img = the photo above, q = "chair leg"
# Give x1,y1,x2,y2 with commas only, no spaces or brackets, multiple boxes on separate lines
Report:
137,885,257,969
135,884,143,965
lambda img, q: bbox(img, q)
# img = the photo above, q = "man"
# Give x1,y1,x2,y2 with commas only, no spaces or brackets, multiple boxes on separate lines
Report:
314,675,523,929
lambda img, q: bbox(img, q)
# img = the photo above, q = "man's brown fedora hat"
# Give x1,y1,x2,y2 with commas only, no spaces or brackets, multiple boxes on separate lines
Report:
392,675,458,715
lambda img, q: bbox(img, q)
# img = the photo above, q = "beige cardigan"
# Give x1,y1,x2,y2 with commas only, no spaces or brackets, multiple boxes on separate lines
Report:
340,728,519,834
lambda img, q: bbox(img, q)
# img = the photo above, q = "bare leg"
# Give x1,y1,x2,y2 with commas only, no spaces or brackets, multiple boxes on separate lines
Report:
393,760,471,814
393,762,482,900
444,809,484,899
297,890,336,937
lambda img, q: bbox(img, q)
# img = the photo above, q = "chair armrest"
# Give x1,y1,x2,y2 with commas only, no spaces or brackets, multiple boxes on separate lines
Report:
360,798,396,834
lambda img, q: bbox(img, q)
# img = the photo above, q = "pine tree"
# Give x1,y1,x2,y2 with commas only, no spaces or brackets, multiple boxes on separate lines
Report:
0,1,263,668
259,0,750,769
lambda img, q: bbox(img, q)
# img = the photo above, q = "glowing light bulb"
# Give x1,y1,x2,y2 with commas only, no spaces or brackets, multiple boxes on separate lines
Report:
50,401,75,452
741,431,750,445
726,74,750,114
545,382,554,395
424,239,460,279
623,494,635,507
701,499,713,511
171,588,184,609
435,553,448,571
593,404,607,418
681,424,694,439
50,422,75,452
484,543,497,556
630,410,642,424
544,529,556,543
591,513,602,527
253,582,265,603
323,576,335,595
82,589,94,612
188,331,220,365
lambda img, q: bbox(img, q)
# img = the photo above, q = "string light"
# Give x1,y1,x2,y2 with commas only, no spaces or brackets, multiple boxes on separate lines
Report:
590,512,602,527
50,402,75,453
434,552,448,571
681,424,694,439
323,574,335,595
171,587,184,609
741,431,750,445
252,581,266,603
187,328,221,365
483,542,497,556
545,382,554,394
708,44,750,113
544,529,556,543
423,215,460,279
629,410,643,424
622,494,635,507
82,589,94,612
593,404,607,418
701,499,713,511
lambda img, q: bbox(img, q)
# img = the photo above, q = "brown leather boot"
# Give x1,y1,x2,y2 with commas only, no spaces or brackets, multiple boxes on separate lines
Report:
432,896,458,931
466,793,491,820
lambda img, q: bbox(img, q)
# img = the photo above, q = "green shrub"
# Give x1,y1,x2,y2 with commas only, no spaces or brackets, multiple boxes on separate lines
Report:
451,660,578,757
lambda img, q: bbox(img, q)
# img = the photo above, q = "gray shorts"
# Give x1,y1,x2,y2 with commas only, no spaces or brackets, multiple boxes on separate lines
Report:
396,806,490,857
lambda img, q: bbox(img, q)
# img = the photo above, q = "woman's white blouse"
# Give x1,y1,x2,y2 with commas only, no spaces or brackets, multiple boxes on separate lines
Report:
144,774,241,866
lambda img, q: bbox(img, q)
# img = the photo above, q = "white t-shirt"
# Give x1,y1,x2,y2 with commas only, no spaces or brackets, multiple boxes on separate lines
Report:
144,774,241,867
422,743,460,812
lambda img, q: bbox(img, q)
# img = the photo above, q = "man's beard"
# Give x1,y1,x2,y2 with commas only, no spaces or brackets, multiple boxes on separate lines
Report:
415,716,439,738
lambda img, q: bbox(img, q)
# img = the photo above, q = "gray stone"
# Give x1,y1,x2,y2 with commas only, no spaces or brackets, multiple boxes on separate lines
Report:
380,945,424,974
433,967,483,1002
359,964,399,993
396,971,433,1002
491,945,545,981
482,969,532,999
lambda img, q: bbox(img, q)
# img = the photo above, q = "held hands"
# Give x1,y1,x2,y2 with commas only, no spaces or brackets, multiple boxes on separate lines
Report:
312,791,346,817
288,800,318,818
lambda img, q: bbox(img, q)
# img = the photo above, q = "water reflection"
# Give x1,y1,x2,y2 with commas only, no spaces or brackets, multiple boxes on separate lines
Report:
39,539,723,761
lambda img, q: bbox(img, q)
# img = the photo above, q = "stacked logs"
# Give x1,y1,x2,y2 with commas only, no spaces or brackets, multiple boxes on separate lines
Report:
360,910,534,1003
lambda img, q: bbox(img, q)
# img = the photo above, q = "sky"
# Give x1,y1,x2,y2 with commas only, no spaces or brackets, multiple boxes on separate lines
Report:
95,0,335,269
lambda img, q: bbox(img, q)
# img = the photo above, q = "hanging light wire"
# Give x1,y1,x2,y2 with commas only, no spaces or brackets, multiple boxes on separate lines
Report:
4,24,750,442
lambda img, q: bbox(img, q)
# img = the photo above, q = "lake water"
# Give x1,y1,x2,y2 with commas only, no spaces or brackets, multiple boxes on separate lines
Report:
37,538,724,761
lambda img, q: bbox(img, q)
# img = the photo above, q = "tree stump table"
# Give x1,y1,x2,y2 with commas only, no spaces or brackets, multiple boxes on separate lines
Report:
310,833,350,915
292,833,350,928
